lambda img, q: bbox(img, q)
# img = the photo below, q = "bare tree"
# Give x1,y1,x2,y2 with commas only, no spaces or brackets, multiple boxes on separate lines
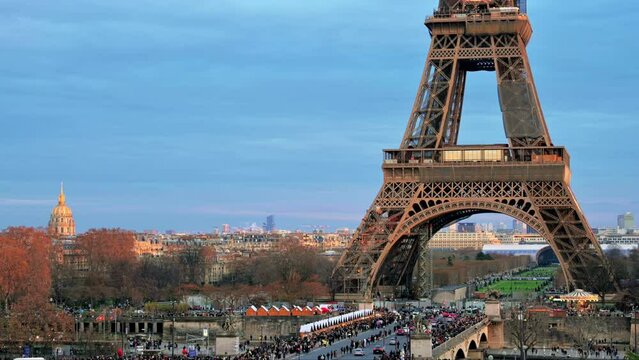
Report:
508,308,545,359
565,317,604,359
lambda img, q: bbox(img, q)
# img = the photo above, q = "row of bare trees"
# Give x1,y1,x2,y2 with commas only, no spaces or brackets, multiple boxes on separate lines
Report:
579,248,639,308
508,312,614,360
221,242,334,303
433,252,532,286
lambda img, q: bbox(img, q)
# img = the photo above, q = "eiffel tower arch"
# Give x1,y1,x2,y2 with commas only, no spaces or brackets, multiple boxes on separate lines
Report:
332,0,613,301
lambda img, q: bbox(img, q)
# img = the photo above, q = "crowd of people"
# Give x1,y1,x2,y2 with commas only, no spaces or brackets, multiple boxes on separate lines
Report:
428,312,486,348
390,306,486,349
116,308,485,360
576,342,620,359
233,310,398,359
3,302,630,360
130,338,163,351
534,344,621,359
467,265,534,290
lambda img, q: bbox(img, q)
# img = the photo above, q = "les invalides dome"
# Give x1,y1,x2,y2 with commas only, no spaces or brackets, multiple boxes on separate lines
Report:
48,183,76,237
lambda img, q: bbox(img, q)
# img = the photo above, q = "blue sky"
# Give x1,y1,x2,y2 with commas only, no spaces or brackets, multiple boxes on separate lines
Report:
1,0,638,232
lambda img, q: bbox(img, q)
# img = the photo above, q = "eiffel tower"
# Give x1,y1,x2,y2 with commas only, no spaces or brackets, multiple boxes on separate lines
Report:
332,0,611,301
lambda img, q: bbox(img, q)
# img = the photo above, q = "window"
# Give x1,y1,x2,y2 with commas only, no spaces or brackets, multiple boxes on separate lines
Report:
464,150,482,161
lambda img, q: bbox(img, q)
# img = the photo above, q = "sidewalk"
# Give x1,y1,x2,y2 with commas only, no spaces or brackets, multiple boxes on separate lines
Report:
487,348,625,359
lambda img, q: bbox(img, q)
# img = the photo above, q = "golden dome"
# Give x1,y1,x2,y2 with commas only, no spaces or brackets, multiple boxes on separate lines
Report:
48,182,76,237
52,205,72,217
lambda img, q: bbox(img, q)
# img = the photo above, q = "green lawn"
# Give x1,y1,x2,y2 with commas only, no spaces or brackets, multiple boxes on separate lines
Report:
479,280,547,296
516,266,558,278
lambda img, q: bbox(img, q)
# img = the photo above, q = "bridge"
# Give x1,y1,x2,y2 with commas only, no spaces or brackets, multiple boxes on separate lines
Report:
412,318,492,360
432,318,490,360
413,301,505,360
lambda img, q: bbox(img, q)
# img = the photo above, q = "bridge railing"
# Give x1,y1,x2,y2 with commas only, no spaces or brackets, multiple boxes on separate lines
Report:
432,318,490,359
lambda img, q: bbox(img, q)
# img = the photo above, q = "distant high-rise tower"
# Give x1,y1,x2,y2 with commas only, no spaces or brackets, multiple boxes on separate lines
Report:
618,212,635,230
264,215,275,233
512,220,527,234
222,224,231,235
48,183,76,238
457,223,477,233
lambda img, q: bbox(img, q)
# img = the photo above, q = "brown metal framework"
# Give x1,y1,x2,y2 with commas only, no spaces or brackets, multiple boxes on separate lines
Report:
332,0,612,300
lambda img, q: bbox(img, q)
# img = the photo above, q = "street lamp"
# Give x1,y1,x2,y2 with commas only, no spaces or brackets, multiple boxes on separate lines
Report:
171,301,176,358
117,312,124,358
634,306,637,353
204,326,209,356
517,312,527,360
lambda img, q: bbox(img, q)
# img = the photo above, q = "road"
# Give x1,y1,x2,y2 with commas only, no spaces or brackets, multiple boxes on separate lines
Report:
291,323,411,360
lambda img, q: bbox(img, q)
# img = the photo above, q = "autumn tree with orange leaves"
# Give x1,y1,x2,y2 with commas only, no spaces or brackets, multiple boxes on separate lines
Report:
0,227,52,311
8,296,74,343
63,228,138,304
0,227,73,342
76,228,136,273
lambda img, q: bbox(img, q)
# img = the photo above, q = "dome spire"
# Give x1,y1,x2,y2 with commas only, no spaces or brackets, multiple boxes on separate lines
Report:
58,181,66,205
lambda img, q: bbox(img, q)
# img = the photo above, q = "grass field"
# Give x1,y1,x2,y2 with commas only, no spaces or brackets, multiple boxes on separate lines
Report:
516,266,558,278
478,280,547,296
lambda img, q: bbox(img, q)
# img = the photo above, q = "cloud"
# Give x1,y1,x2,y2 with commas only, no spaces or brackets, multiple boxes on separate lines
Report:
0,198,51,206
187,205,362,222
0,0,636,231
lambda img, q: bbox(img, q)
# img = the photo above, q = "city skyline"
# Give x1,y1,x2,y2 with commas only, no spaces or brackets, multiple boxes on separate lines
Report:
1,0,638,232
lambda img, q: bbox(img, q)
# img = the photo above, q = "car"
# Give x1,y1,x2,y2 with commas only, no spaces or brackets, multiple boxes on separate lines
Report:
395,328,406,336
353,348,365,356
389,338,397,345
373,347,385,354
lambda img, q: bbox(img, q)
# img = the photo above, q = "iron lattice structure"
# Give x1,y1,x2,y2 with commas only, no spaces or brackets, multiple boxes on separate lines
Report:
332,0,612,300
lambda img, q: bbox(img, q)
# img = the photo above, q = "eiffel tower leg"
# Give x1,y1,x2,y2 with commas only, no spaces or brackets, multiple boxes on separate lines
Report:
402,34,463,149
534,183,613,290
414,229,434,299
331,203,384,300
494,33,551,147
332,182,419,301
